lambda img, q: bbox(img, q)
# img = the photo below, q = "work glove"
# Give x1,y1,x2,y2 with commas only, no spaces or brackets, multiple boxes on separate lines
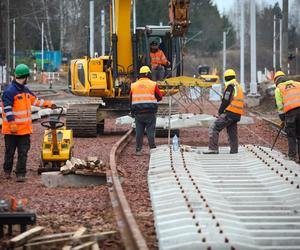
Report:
279,113,285,122
9,122,18,134
50,103,57,109
129,112,135,118
280,121,285,129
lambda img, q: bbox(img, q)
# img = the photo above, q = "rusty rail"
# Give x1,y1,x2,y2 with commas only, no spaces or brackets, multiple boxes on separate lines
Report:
107,128,149,250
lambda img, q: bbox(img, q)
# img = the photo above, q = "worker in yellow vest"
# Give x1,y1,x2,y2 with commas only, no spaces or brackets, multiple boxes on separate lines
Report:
130,66,163,156
274,71,300,162
204,69,245,154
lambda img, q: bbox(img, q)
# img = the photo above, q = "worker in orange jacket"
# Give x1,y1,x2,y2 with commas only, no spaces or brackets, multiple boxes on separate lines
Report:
2,64,56,182
130,66,163,156
274,71,300,162
149,41,170,81
204,69,245,154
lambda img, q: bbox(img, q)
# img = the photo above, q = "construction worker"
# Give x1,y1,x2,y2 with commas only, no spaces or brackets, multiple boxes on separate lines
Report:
149,41,170,81
2,64,56,182
204,69,245,154
130,66,163,156
274,71,300,162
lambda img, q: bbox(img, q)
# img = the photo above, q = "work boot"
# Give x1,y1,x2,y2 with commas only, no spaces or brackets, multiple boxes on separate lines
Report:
135,151,143,156
16,176,26,183
203,149,219,154
4,172,11,179
284,155,297,162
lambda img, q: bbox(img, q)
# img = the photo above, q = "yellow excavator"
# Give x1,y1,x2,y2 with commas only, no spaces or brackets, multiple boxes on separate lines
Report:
67,0,216,137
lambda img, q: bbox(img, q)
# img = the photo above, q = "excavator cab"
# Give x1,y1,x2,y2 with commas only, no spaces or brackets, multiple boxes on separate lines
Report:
135,25,183,79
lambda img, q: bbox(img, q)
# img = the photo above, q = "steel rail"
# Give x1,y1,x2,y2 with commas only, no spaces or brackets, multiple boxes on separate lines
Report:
107,128,149,250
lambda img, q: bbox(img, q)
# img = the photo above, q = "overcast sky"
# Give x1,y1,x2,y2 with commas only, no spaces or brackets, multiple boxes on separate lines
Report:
213,0,285,13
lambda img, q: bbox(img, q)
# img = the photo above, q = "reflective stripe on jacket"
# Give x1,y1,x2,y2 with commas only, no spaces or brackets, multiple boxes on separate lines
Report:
131,78,158,113
2,81,53,135
275,80,300,113
150,49,168,66
225,80,245,115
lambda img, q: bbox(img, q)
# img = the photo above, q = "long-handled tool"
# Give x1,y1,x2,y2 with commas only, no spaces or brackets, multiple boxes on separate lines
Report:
271,124,284,151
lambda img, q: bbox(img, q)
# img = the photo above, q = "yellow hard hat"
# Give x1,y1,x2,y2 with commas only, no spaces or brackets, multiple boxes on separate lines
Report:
224,69,236,78
274,71,285,81
139,66,151,74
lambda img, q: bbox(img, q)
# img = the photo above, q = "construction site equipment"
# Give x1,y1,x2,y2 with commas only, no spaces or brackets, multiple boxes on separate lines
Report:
38,107,73,174
198,65,220,85
271,123,284,150
0,212,36,239
67,0,191,137
169,0,191,36
0,197,36,239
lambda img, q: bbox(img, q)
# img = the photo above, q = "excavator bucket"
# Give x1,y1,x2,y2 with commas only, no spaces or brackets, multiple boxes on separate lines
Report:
169,0,190,37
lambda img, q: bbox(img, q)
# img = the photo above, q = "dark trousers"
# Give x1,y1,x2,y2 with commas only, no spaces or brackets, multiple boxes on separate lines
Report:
208,113,238,153
135,113,156,151
3,134,31,176
285,108,300,160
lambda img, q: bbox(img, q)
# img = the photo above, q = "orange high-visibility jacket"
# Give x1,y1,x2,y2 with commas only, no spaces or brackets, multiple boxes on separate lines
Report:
277,80,300,113
131,78,158,112
225,81,245,115
150,49,168,66
2,81,53,135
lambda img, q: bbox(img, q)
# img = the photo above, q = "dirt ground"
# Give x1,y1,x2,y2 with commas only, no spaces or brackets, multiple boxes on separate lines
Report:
0,119,126,249
119,98,290,250
0,90,290,249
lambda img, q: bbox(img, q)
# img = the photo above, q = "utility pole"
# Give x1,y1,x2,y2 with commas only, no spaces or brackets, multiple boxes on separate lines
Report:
222,31,226,84
296,48,298,75
42,22,44,71
240,0,245,91
60,0,64,53
101,9,105,56
13,18,15,70
89,0,94,58
6,0,10,84
273,15,276,71
282,0,288,72
250,0,257,96
279,18,282,70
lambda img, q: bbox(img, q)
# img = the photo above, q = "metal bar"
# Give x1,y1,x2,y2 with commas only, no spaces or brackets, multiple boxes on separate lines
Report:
101,9,105,56
13,18,15,70
250,0,257,95
89,0,94,57
240,1,245,91
271,126,283,151
107,129,149,250
273,15,276,71
279,18,283,69
42,22,44,71
222,31,226,84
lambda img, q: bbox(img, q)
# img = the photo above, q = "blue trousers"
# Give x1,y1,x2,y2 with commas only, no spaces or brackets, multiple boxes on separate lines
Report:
135,113,157,152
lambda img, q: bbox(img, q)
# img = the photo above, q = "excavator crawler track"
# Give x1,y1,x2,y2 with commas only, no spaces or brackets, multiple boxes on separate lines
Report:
66,104,99,137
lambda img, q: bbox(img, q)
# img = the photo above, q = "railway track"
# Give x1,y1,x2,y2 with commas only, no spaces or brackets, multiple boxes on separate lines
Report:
107,128,149,250
149,145,300,250
107,108,297,249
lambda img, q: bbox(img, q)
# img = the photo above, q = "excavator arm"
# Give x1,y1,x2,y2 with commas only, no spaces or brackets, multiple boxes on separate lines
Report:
169,0,191,36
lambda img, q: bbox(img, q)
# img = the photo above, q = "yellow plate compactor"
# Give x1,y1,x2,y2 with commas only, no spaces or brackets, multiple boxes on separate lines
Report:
38,107,73,174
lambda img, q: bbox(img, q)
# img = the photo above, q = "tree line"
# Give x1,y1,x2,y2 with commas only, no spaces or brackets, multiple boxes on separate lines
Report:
0,0,299,76
0,0,234,61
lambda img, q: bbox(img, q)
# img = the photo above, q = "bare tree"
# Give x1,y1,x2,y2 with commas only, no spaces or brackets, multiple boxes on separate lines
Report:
42,0,54,51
